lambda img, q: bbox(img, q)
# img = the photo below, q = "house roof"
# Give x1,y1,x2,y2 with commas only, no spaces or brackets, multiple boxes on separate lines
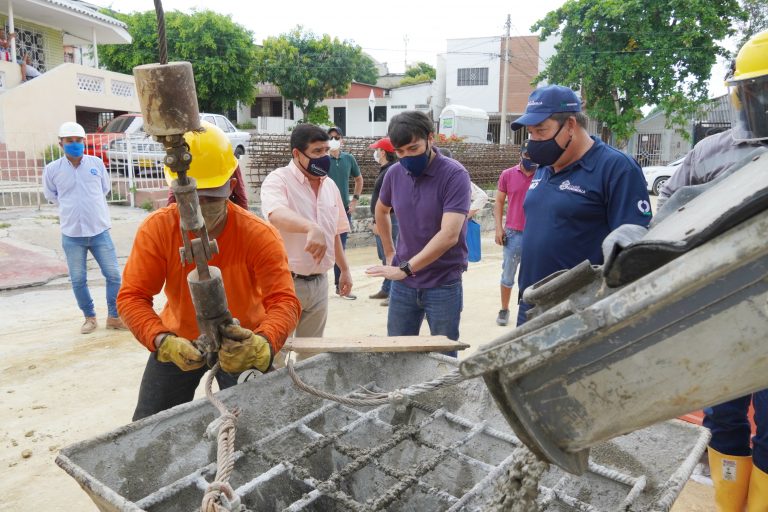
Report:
7,0,131,45
390,80,433,91
638,93,731,128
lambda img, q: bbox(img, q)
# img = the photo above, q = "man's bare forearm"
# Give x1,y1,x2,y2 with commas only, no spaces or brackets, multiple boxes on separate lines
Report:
268,207,317,233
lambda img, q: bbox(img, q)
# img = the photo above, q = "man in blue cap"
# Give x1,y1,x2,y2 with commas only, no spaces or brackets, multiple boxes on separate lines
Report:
511,85,652,326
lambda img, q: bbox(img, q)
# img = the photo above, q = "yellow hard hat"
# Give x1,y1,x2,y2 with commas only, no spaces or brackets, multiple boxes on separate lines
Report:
726,30,768,142
727,30,768,83
164,121,237,189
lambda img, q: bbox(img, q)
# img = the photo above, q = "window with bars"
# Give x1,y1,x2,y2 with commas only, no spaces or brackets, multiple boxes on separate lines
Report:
6,24,46,72
457,67,488,87
368,106,387,122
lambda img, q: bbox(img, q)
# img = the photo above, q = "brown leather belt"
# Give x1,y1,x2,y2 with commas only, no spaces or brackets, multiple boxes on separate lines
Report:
291,272,323,281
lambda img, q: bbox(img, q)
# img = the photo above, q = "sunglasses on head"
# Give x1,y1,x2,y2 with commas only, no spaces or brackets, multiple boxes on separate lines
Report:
330,136,341,140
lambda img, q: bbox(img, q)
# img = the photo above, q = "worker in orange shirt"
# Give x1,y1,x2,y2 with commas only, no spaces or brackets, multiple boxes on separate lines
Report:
118,122,301,420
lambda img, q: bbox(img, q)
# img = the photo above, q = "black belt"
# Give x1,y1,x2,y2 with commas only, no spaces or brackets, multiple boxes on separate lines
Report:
291,272,323,281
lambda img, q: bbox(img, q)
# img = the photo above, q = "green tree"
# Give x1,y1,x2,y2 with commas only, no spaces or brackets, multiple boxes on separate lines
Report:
734,0,768,53
353,54,379,85
98,9,257,113
399,61,436,86
306,105,333,126
532,0,745,147
255,27,372,119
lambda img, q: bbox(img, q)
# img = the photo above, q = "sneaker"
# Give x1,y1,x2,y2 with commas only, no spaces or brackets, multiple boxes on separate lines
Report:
81,317,97,334
496,309,510,326
381,298,389,307
369,290,389,300
106,316,127,330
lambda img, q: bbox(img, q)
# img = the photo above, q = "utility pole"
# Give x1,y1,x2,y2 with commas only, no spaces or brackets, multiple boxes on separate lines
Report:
499,15,511,145
403,35,409,71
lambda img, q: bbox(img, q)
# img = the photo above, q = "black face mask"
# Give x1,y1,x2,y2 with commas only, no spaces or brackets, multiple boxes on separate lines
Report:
526,122,572,167
299,152,331,177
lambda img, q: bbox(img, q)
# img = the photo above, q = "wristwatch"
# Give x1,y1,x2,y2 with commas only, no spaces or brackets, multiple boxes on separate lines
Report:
352,194,360,200
399,261,414,277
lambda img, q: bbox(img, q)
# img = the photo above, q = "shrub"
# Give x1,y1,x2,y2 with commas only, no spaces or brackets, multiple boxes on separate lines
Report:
41,144,63,164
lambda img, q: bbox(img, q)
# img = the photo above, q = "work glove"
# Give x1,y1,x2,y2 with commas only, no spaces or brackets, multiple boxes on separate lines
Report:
218,323,273,374
601,224,648,269
156,334,205,371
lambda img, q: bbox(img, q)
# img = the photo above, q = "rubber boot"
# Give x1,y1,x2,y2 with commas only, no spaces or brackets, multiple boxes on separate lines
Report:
747,464,768,512
709,447,752,511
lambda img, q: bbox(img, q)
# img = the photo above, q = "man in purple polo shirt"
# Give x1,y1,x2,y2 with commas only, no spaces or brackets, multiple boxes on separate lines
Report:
366,111,471,357
493,140,537,326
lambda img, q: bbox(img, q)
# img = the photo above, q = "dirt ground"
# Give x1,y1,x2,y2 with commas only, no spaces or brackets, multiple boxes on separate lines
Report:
0,204,713,511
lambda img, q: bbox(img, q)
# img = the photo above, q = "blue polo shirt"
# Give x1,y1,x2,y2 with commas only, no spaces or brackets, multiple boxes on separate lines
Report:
518,137,652,294
379,149,471,288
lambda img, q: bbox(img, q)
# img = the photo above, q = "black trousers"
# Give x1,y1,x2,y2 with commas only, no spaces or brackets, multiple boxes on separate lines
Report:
132,353,238,421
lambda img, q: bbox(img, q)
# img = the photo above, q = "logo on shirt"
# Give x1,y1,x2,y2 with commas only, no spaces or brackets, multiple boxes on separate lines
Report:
89,168,98,176
529,179,541,190
637,200,652,216
558,180,586,194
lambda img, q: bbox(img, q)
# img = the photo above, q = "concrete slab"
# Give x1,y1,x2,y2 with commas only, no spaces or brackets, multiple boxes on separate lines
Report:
0,238,68,290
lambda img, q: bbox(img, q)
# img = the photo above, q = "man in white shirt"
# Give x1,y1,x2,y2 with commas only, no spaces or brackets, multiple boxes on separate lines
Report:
43,122,125,334
260,124,353,337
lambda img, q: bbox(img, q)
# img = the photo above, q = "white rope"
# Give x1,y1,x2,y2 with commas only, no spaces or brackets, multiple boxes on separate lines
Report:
200,362,243,512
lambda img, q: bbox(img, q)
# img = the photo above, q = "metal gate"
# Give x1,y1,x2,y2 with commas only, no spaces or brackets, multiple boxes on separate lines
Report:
0,131,167,208
634,132,662,167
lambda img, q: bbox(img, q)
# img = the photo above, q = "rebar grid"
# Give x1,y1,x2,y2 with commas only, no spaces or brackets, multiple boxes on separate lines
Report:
133,389,650,512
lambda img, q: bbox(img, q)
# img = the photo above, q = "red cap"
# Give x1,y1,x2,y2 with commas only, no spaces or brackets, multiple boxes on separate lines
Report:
369,137,395,152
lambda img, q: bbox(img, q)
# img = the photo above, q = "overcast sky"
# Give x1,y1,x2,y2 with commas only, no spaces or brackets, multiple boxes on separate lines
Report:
92,0,568,73
92,0,730,97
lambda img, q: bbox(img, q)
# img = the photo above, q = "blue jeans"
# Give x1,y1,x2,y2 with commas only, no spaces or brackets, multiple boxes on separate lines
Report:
334,212,353,287
61,231,121,318
704,390,768,471
374,216,399,294
133,353,238,420
501,229,523,288
387,279,462,357
516,301,533,326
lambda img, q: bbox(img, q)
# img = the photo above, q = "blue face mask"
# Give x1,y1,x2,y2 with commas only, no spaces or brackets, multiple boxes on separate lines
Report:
400,144,431,177
63,142,85,158
521,157,538,172
526,122,571,167
300,152,331,177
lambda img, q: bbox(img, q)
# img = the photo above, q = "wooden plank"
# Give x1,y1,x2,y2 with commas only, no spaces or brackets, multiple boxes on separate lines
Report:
282,335,469,354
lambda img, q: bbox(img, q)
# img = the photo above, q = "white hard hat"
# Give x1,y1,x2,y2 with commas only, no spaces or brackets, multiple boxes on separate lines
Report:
58,122,86,138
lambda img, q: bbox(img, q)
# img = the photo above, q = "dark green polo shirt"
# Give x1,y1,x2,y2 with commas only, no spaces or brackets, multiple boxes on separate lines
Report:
328,152,361,210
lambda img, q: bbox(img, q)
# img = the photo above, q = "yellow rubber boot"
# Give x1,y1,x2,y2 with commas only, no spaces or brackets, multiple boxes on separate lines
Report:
709,447,752,511
747,464,768,512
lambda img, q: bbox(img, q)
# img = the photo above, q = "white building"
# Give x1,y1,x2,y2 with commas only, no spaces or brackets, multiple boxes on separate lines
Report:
436,34,557,143
387,81,439,125
1,0,137,146
442,37,502,114
321,82,388,137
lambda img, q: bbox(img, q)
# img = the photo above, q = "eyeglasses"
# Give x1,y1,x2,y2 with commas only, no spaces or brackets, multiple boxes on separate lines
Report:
330,136,341,140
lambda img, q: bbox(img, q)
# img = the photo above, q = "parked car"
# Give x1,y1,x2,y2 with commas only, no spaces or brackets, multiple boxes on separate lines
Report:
85,113,144,166
642,156,685,195
106,113,250,175
199,113,249,158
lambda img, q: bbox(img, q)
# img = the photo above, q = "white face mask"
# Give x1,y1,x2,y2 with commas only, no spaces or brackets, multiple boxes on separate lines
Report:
373,150,380,162
328,139,341,150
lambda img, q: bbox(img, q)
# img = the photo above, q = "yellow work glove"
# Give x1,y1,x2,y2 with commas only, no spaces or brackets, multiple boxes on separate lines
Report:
218,323,273,374
156,334,205,371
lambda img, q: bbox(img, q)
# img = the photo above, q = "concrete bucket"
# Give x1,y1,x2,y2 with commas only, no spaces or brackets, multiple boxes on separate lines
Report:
461,150,768,474
56,352,709,511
